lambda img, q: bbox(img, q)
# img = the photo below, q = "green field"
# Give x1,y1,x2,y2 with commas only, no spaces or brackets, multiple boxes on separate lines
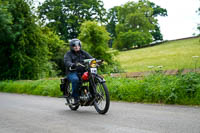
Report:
116,37,200,72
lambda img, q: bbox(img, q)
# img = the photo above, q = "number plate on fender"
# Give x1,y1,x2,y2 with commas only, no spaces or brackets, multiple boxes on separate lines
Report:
90,68,97,74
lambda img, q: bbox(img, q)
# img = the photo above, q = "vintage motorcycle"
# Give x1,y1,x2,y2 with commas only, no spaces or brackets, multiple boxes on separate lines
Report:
60,59,110,114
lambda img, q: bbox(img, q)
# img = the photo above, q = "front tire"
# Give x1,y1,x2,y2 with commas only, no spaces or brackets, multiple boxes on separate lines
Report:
94,81,110,114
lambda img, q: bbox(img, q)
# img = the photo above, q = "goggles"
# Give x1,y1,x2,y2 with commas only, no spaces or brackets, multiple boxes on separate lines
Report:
72,41,80,47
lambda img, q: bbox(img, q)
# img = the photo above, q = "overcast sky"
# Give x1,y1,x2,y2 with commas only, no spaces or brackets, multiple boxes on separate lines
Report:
102,0,200,40
35,0,200,40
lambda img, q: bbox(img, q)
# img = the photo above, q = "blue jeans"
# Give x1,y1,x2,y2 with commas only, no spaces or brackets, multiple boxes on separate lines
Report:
67,72,80,99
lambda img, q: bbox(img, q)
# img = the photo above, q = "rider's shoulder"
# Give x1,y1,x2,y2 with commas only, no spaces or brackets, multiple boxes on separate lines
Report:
65,50,73,55
80,50,89,54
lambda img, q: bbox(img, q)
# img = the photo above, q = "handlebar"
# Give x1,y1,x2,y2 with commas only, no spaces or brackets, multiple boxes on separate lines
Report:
69,63,85,71
69,59,103,71
76,63,85,67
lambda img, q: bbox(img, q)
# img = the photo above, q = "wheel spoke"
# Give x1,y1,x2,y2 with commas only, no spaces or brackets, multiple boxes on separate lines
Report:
66,83,79,110
95,82,107,111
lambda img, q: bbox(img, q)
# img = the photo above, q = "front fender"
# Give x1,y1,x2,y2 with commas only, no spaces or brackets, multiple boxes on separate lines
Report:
94,74,106,83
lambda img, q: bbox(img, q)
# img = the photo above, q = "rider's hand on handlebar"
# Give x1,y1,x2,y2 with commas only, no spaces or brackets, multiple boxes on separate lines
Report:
76,63,85,67
71,63,76,69
71,63,85,68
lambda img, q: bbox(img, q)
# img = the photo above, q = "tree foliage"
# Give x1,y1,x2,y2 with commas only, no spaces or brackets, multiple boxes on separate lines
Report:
114,30,152,50
106,6,119,48
78,21,122,73
149,1,167,40
41,27,66,76
0,0,13,43
106,6,119,39
38,0,106,41
113,0,154,50
197,7,200,35
0,0,65,80
79,21,111,63
107,0,167,50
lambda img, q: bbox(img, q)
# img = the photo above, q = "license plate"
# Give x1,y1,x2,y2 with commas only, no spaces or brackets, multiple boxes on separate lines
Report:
90,68,97,74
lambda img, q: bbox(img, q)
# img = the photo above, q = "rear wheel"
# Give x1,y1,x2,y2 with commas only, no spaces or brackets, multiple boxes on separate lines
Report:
65,83,79,111
94,81,110,114
66,98,79,111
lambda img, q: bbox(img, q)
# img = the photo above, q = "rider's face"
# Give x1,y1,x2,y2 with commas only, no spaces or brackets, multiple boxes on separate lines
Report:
73,45,80,52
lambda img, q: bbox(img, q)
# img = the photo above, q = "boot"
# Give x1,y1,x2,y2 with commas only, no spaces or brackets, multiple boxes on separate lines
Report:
72,98,80,105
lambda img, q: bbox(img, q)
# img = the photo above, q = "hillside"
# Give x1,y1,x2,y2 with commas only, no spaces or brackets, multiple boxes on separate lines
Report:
116,37,200,72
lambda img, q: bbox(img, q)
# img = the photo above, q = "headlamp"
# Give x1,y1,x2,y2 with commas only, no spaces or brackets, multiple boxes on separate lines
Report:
90,60,97,68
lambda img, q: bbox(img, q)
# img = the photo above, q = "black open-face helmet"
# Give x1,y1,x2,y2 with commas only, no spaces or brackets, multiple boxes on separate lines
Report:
69,39,81,51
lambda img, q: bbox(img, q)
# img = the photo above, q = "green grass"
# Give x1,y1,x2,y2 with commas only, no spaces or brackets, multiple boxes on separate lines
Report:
116,37,200,72
0,79,62,97
106,72,200,105
0,73,200,105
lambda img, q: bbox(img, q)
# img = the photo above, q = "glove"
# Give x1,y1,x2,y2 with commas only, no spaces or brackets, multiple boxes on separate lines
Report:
71,63,76,69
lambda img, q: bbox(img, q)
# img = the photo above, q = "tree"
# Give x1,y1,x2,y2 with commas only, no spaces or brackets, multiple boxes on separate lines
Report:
0,0,65,80
113,1,154,50
106,6,119,39
112,0,167,50
197,7,200,35
106,6,119,48
149,1,167,40
79,21,121,73
79,21,111,63
106,0,167,50
41,27,66,76
38,0,106,41
0,0,13,43
114,30,152,50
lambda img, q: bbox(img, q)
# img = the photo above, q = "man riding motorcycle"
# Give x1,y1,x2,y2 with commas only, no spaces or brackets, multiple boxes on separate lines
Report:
64,39,93,105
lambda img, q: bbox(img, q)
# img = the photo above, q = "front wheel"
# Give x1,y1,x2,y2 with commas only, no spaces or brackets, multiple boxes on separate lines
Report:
94,81,110,114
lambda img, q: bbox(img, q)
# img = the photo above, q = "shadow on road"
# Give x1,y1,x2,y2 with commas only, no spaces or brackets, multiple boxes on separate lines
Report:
58,108,105,117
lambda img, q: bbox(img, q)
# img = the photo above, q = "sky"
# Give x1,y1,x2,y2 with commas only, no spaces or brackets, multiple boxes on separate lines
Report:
35,0,200,40
102,0,200,40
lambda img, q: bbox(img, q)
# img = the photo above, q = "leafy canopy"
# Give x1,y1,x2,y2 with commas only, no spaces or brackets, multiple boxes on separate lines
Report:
79,21,111,63
107,0,167,50
38,0,106,41
0,0,65,80
113,0,154,50
197,7,200,35
79,21,122,73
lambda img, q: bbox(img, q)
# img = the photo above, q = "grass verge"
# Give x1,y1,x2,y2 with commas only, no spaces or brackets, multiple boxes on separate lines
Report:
107,72,200,105
0,79,62,97
0,73,200,105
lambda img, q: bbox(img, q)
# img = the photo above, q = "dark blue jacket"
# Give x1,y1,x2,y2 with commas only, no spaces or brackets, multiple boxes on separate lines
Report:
64,50,93,74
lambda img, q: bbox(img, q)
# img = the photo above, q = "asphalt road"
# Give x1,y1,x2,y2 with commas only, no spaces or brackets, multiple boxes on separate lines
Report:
0,92,200,133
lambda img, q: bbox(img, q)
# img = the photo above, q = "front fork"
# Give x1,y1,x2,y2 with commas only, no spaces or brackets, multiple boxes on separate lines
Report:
89,74,105,98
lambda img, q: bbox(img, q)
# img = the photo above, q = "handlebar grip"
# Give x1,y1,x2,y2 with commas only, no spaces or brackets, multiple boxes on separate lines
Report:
76,63,85,67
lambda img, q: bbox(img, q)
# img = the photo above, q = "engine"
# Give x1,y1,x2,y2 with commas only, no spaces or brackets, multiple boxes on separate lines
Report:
80,86,92,103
